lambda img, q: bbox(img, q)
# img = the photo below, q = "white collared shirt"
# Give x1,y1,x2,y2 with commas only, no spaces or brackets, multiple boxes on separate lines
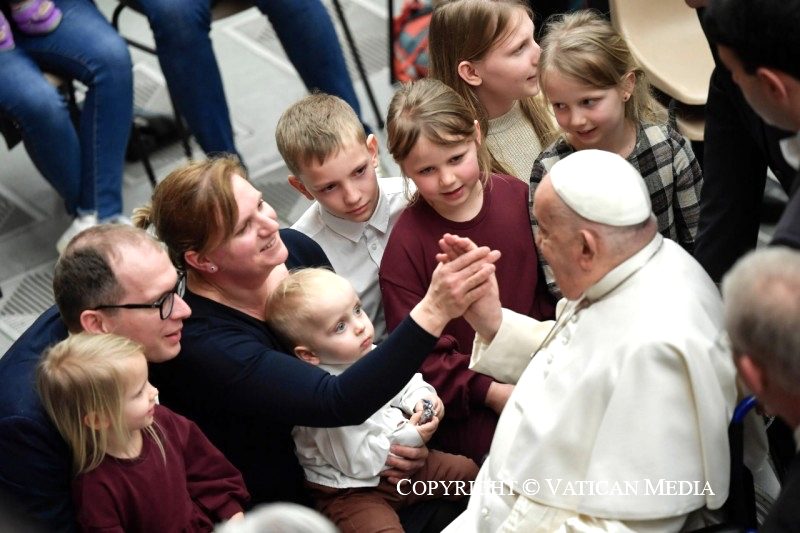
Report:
292,177,410,341
780,130,800,171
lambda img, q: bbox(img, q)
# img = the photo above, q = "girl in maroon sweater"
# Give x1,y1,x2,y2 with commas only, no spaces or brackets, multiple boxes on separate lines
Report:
37,333,249,532
381,78,555,464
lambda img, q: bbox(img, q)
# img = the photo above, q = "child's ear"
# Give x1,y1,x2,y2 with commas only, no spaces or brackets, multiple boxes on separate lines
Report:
288,175,315,201
366,134,380,167
457,60,482,87
294,346,320,365
621,71,636,101
473,120,482,146
83,411,110,430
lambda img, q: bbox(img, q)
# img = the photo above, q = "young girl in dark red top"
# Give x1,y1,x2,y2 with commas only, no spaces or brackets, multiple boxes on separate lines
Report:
380,78,555,464
37,333,249,532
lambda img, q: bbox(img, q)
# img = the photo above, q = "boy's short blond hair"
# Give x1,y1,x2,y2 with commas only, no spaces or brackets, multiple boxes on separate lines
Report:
266,268,346,350
276,93,367,177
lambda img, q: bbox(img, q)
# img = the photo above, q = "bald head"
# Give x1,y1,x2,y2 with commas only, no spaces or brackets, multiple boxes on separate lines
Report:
723,247,800,394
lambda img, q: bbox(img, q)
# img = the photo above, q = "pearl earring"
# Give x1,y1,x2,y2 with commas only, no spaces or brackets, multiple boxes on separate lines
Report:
209,265,217,272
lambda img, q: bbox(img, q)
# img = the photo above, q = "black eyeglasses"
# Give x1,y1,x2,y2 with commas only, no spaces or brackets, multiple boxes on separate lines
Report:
92,272,187,320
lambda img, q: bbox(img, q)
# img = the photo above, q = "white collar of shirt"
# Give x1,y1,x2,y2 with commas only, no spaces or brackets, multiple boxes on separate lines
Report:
780,130,800,171
318,362,353,376
318,181,393,243
582,233,664,305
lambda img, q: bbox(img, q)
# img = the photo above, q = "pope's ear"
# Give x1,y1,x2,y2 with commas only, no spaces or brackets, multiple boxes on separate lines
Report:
577,229,598,267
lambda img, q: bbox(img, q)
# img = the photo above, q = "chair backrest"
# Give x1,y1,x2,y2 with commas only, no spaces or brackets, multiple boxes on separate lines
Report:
609,0,714,106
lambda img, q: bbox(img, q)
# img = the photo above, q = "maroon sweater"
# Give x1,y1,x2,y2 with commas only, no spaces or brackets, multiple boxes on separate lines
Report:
379,174,555,462
72,405,249,532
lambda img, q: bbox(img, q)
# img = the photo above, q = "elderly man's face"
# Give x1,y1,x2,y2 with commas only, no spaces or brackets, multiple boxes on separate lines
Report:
100,243,192,363
533,177,586,299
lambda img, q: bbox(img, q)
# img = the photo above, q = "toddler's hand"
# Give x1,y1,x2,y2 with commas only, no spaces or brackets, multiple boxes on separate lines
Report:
410,410,439,443
414,395,444,422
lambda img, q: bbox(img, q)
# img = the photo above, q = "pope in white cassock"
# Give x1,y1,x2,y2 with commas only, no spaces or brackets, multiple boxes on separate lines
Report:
441,150,738,532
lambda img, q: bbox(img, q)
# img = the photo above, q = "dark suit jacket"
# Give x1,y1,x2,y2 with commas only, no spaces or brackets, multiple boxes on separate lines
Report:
772,168,800,249
761,449,800,532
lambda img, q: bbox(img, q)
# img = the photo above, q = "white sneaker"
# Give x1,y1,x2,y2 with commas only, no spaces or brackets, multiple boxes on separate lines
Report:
101,214,132,226
56,212,99,254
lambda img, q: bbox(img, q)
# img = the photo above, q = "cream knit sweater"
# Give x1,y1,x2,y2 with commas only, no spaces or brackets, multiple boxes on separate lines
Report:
486,102,543,183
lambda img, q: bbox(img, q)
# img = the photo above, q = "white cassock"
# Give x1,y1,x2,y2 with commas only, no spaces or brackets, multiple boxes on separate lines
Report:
446,234,738,532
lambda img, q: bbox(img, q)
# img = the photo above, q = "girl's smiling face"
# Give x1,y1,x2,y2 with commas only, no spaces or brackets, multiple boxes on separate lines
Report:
401,132,484,222
543,70,632,153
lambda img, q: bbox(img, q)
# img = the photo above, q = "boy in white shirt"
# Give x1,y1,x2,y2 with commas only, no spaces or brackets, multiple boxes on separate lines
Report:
276,94,410,341
266,268,478,533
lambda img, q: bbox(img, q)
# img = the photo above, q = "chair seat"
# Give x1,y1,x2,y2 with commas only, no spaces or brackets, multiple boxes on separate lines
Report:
610,0,714,106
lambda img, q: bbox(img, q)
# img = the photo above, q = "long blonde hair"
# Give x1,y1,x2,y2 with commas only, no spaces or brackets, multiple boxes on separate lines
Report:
37,333,164,475
429,0,557,175
387,78,491,203
538,10,665,127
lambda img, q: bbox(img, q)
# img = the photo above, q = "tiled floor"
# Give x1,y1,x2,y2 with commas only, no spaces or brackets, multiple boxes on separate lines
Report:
0,0,400,353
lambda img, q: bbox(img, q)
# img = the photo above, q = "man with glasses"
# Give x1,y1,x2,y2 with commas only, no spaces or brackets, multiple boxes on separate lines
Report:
0,224,191,531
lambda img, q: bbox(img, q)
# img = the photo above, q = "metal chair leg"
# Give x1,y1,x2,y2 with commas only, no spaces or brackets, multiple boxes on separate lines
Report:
129,126,158,189
330,0,385,129
113,0,194,168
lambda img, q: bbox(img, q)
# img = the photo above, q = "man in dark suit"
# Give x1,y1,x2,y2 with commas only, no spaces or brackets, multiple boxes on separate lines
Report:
0,225,192,531
705,0,800,249
723,247,800,531
685,0,795,282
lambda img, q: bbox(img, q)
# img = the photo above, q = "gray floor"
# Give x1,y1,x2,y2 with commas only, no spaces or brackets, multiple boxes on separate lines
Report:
0,0,400,353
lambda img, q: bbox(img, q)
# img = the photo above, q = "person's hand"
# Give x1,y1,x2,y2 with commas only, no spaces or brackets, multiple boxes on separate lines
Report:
485,382,514,415
464,269,502,342
436,233,477,263
410,243,501,336
228,512,245,521
382,444,429,484
414,394,444,421
410,411,439,443
437,233,503,340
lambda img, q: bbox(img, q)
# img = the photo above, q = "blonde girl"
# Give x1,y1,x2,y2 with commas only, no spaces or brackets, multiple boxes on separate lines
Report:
379,78,555,463
533,10,702,258
429,0,557,182
37,333,248,532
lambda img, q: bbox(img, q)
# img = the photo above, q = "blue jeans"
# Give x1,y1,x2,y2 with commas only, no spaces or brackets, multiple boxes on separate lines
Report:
133,0,364,158
0,0,132,219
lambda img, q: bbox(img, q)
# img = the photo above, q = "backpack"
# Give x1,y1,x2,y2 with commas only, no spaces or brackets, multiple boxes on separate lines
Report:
392,0,433,83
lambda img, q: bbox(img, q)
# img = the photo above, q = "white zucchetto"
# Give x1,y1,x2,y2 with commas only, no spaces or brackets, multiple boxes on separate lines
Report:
548,149,652,226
